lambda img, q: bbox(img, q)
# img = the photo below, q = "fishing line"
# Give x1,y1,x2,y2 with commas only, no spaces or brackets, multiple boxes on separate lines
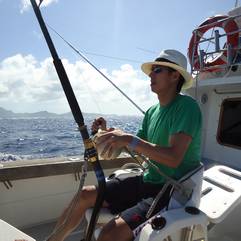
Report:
137,47,158,54
84,80,103,114
47,24,145,115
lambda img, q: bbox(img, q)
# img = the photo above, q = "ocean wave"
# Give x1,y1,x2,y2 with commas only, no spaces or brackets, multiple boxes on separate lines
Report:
0,116,141,161
0,152,24,162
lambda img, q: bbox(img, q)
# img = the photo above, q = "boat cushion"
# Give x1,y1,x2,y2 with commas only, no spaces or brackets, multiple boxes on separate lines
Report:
200,165,241,223
0,219,36,241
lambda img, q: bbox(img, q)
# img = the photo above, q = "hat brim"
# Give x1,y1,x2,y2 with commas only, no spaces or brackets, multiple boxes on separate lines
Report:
141,61,193,90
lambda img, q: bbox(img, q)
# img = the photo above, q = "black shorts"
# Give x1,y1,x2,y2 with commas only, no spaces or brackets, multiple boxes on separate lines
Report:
103,175,171,231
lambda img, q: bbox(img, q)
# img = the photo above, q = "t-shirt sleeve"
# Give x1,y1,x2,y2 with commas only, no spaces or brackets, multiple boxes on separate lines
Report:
136,110,149,140
169,100,202,138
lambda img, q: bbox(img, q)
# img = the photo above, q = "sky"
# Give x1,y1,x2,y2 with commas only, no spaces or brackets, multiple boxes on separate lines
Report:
0,0,237,115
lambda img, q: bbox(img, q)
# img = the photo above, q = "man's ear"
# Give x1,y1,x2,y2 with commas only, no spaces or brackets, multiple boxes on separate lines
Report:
171,71,181,83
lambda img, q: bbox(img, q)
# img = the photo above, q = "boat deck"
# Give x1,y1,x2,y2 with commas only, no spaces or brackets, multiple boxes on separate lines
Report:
22,220,86,241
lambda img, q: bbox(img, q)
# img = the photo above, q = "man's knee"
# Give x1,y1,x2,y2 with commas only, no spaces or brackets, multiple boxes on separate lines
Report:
79,185,97,208
98,220,116,241
98,218,133,241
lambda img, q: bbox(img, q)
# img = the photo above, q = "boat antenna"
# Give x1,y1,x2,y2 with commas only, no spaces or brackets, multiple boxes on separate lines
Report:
29,1,105,241
47,24,145,115
235,0,239,7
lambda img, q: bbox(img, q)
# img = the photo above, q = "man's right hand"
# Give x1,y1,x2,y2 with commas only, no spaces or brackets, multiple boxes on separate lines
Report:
91,117,107,134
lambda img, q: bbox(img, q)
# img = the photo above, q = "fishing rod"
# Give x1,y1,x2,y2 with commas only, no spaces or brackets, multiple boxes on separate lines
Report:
47,24,145,115
29,1,105,241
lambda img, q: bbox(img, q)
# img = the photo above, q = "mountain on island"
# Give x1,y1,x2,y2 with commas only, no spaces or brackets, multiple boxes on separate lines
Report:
0,107,105,119
0,107,64,118
0,107,140,119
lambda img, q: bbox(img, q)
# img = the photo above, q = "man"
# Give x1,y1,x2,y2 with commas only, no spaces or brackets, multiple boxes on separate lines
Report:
47,49,202,241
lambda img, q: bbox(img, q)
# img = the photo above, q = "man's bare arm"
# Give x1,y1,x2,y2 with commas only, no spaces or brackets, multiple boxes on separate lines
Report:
133,132,192,168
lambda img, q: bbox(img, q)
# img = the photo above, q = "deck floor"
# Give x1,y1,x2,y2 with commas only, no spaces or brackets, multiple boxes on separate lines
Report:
15,214,241,241
22,220,86,241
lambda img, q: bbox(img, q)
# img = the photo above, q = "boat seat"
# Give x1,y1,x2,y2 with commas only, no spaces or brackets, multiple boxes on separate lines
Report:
0,218,36,241
85,167,143,225
85,164,206,240
86,164,204,224
199,165,241,224
85,207,116,225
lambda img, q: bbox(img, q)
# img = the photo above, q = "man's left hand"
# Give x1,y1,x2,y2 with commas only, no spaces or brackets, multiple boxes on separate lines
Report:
96,130,132,158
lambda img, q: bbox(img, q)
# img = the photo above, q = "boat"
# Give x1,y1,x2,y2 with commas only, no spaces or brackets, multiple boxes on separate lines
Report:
1,3,241,241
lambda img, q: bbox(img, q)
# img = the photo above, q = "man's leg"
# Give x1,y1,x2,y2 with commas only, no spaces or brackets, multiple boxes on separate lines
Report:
47,185,108,241
98,217,134,241
96,180,170,241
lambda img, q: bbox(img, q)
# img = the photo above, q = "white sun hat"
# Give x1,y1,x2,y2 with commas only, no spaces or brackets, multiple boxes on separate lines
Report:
141,49,194,90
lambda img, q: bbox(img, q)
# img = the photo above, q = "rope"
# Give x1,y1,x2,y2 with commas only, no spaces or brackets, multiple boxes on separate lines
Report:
126,149,185,192
145,181,172,219
124,149,193,220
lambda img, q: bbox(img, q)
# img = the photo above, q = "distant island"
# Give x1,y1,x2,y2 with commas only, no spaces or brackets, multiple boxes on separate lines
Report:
0,107,69,118
0,107,133,119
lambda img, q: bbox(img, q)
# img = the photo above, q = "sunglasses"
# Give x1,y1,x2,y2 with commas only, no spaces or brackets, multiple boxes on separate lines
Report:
151,66,170,74
151,66,176,74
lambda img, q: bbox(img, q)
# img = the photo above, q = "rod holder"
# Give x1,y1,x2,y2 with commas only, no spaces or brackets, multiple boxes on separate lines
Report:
199,50,205,69
215,29,220,52
227,44,233,66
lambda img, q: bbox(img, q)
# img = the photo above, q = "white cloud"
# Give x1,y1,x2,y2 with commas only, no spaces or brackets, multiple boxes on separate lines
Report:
20,0,58,13
0,54,156,115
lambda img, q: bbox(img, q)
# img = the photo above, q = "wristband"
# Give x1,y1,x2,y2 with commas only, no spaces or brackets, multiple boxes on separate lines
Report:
128,136,140,150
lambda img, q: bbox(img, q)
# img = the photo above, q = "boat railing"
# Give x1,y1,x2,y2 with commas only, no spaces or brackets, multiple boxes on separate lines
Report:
190,12,241,74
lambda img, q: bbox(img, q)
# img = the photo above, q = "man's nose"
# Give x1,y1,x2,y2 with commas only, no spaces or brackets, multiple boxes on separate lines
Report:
149,71,155,78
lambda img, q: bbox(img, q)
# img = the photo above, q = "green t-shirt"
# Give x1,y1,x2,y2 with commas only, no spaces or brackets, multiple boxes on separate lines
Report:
137,94,202,184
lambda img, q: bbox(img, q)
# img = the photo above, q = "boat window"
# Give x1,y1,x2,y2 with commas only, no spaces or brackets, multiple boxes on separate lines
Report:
217,98,241,149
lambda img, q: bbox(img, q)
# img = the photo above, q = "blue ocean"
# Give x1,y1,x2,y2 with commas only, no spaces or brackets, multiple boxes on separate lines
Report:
0,115,142,162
